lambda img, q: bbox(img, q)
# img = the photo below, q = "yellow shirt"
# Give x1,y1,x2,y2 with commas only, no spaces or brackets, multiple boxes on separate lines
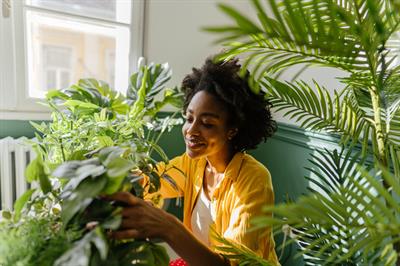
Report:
156,152,280,265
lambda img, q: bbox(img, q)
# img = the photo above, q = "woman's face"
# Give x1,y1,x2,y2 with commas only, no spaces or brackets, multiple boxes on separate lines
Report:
182,90,234,159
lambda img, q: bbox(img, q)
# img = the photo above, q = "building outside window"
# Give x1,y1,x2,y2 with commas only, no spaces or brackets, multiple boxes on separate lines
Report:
42,45,72,91
0,0,144,119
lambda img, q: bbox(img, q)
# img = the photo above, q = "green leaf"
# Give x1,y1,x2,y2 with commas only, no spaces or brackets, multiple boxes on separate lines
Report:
39,170,52,194
106,157,134,178
25,156,45,183
46,89,69,100
102,174,126,195
1,210,12,219
67,150,90,161
95,136,114,148
63,99,100,110
101,215,122,230
54,228,107,266
13,189,35,221
218,3,261,33
98,146,125,166
148,171,161,194
61,175,108,227
25,156,52,193
150,244,169,266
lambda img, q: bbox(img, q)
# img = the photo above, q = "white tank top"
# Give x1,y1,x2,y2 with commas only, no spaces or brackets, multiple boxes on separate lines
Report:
191,187,216,246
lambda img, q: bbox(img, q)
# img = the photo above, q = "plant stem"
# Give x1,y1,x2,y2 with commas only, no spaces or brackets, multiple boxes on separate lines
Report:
369,85,400,264
59,138,66,162
369,86,388,168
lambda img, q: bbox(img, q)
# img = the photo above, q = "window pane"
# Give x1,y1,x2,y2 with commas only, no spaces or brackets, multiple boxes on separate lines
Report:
26,0,131,24
45,69,57,90
26,10,130,98
43,45,72,68
60,70,71,89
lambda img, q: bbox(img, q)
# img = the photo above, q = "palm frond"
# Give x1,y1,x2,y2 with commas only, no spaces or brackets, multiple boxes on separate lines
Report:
252,151,400,265
382,69,400,147
305,147,370,196
209,228,277,266
205,0,372,78
261,77,371,145
206,0,400,81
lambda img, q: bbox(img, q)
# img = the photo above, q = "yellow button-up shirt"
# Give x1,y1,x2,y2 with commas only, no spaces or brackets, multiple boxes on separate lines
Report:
156,152,279,265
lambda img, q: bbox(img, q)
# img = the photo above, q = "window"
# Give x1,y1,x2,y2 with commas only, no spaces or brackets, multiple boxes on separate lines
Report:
42,45,73,93
0,0,144,119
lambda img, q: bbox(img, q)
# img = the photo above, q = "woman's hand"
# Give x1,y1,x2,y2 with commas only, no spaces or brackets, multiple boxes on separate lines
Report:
105,192,229,266
104,191,176,241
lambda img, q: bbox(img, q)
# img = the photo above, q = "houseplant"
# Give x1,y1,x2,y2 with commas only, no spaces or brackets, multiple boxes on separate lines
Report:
0,59,183,266
206,0,400,265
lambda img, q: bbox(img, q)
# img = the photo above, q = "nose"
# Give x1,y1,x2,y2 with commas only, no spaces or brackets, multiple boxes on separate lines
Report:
185,120,200,137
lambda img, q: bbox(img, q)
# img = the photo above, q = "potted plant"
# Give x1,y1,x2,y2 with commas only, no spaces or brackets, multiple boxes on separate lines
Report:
0,59,183,266
206,0,400,265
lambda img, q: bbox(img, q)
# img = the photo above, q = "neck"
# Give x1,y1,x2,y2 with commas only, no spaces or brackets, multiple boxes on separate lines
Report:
205,148,236,174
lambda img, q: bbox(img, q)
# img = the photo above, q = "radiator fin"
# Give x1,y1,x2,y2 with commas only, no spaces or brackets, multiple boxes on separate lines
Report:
0,137,36,211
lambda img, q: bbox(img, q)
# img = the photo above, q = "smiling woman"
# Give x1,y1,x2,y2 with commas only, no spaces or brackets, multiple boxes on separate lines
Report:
108,56,280,266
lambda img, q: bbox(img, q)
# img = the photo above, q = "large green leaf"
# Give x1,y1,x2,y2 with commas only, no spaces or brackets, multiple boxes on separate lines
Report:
54,228,108,266
61,175,108,227
25,156,52,193
13,189,35,221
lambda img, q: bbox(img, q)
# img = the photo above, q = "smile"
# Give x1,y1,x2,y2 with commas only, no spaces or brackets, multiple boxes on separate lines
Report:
186,139,205,149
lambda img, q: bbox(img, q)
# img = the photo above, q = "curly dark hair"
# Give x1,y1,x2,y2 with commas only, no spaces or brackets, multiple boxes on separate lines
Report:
181,56,277,151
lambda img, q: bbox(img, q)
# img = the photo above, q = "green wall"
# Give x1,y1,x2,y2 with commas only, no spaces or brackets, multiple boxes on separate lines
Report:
0,120,42,139
1,119,343,265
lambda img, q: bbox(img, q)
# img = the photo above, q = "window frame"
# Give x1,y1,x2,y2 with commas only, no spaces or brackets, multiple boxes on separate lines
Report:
0,0,145,120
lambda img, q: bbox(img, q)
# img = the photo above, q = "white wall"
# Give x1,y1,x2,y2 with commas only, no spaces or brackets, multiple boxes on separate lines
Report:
144,0,254,89
144,0,346,126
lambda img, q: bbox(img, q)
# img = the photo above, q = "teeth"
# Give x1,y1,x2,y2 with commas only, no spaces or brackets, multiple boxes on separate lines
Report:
187,139,202,145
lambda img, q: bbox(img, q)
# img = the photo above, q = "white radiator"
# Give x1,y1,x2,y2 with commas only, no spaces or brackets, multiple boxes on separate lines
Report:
0,137,36,211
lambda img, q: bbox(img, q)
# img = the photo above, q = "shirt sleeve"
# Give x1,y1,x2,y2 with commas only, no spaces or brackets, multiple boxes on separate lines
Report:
146,153,189,199
222,172,279,265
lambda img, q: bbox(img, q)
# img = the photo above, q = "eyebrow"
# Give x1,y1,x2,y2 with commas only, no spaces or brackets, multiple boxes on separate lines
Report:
187,109,220,119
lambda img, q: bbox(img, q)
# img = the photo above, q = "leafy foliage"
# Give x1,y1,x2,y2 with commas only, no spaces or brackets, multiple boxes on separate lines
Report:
0,60,183,265
0,216,81,266
207,0,400,265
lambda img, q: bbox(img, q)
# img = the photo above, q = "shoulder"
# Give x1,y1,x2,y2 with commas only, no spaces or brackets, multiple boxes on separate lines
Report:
241,154,271,181
234,153,273,193
230,153,275,207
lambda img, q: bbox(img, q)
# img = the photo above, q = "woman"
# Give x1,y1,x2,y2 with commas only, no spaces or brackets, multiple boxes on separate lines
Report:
107,57,279,265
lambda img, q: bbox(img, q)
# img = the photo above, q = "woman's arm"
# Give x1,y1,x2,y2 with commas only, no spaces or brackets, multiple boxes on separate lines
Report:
106,192,229,266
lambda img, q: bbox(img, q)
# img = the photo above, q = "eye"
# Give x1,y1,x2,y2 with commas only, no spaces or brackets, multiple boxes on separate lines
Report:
185,115,194,123
202,121,214,128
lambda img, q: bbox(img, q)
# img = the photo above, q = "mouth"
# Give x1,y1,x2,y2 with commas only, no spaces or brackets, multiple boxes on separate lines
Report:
185,139,205,150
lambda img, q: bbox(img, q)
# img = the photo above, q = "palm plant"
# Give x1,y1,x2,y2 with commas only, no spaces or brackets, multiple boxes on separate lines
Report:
205,0,400,265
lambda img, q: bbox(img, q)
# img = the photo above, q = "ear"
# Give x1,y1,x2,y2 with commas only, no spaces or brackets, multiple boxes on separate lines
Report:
227,128,238,140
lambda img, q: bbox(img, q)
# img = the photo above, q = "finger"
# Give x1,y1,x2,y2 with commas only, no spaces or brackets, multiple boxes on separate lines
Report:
110,229,140,240
103,192,139,206
121,206,142,217
120,218,138,229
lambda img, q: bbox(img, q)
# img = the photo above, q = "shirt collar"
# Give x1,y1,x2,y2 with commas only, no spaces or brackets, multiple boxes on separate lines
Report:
224,152,244,182
196,152,244,182
193,152,244,194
